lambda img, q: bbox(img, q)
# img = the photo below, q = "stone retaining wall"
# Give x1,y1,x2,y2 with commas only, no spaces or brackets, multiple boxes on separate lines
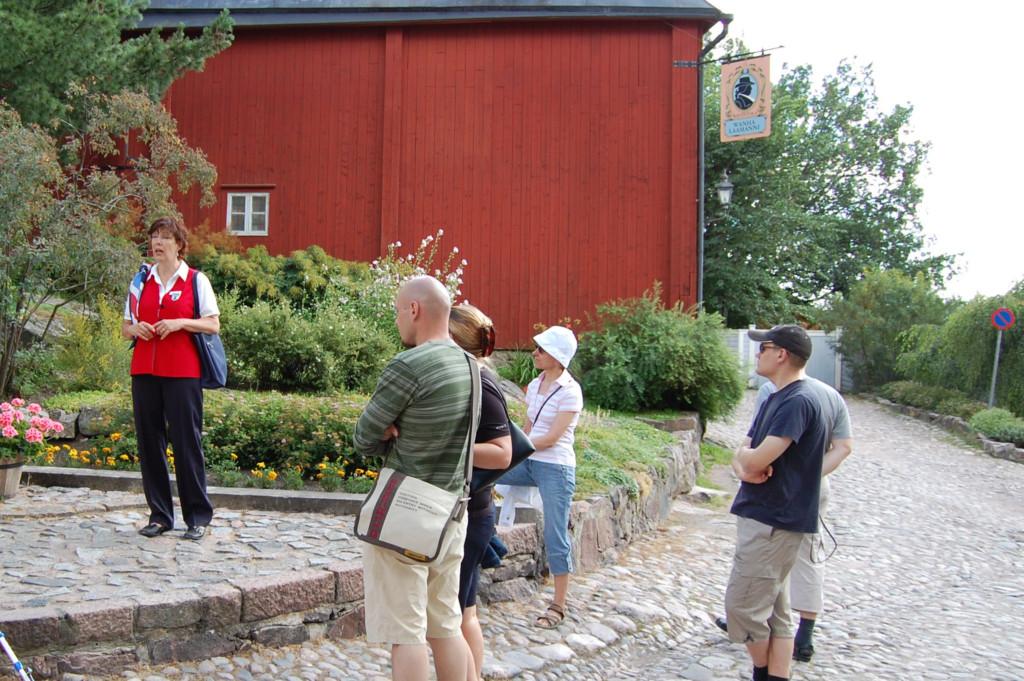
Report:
870,396,1024,464
2,414,701,678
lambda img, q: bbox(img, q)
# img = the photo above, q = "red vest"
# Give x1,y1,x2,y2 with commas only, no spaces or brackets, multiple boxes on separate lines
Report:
130,268,201,378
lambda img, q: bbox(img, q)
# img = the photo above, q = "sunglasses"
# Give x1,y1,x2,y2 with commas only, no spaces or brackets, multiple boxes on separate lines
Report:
534,345,547,355
759,342,783,353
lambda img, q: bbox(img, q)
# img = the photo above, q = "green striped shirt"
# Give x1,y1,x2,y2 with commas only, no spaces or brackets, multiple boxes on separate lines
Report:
354,340,476,493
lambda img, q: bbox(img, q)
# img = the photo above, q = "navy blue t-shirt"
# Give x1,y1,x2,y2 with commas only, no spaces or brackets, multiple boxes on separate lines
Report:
730,380,827,533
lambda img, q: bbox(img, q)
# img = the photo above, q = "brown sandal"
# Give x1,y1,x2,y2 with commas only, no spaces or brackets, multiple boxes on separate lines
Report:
535,602,566,629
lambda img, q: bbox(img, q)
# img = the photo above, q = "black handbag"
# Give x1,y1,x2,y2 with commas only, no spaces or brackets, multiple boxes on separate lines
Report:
190,269,228,389
469,383,557,491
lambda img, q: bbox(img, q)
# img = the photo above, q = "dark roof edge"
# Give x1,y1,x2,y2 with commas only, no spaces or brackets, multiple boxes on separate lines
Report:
138,7,724,30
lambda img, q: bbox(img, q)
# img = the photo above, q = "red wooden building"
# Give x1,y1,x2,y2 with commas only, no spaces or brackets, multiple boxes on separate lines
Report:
142,1,726,345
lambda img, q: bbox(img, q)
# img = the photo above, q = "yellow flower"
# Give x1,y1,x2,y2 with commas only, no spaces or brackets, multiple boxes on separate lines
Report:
317,462,328,470
230,453,238,461
316,473,324,480
366,470,378,479
267,470,278,481
102,447,112,454
256,462,266,469
106,457,115,466
119,454,129,461
110,433,122,442
355,468,365,476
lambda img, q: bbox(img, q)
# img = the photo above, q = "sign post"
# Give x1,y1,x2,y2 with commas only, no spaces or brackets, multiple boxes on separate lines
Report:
988,307,1016,407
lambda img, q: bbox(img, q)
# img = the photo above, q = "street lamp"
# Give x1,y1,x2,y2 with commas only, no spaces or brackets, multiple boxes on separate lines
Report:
716,172,734,205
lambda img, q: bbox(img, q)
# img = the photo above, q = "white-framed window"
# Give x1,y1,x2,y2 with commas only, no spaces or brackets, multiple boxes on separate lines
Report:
226,192,269,235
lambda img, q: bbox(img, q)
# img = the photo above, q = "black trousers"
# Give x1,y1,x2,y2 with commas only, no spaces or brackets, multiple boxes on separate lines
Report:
131,375,213,529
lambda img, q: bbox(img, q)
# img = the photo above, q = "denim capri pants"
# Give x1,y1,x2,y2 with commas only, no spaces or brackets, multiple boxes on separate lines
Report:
497,459,576,575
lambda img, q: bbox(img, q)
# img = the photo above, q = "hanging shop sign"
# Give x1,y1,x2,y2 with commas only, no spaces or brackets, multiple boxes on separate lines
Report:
720,55,772,142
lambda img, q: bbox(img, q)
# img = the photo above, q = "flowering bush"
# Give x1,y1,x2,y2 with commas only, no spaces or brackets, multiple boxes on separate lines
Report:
342,229,468,336
0,399,65,464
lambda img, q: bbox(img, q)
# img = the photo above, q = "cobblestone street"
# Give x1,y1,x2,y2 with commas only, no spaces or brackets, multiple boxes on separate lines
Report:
6,394,1023,680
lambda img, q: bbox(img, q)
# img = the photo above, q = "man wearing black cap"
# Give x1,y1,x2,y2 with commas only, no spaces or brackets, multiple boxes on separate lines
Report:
723,325,829,681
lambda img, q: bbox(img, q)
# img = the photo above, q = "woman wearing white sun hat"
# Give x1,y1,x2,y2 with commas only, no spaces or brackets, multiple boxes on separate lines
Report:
497,325,583,629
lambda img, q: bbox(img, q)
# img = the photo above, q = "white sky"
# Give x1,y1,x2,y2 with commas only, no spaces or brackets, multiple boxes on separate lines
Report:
716,0,1023,299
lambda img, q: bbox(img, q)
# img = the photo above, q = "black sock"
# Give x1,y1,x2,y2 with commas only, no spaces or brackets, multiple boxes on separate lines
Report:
767,675,789,681
752,666,768,681
795,616,817,647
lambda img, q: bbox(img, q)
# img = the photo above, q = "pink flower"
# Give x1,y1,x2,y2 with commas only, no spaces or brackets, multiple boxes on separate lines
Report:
12,411,24,422
48,420,64,434
2,425,16,438
31,416,48,430
0,412,12,428
0,402,11,412
10,398,25,407
24,428,43,443
27,403,42,414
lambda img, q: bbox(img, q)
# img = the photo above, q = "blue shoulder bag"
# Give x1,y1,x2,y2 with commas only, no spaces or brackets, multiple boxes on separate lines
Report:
190,269,228,389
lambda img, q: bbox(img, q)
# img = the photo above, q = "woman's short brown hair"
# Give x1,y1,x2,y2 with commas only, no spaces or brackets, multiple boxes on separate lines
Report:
148,217,189,255
449,304,496,358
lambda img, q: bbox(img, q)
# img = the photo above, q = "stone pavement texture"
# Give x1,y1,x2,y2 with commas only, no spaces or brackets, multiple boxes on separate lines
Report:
3,392,1023,680
0,490,361,610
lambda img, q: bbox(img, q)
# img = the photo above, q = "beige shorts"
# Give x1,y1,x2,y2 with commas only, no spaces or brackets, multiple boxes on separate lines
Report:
790,476,830,614
724,516,804,643
362,515,468,645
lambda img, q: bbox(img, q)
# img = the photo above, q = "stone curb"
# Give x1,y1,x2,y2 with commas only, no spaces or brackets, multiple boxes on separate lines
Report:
19,466,365,516
869,396,1024,464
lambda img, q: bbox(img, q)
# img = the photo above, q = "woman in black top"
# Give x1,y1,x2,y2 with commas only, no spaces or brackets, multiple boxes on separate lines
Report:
449,304,512,681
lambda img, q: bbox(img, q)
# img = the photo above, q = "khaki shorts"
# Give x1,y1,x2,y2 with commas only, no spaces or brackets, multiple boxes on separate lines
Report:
724,516,804,643
362,515,468,645
790,477,830,614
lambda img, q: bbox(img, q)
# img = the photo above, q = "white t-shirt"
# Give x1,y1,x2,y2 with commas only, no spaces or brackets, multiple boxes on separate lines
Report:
525,370,583,467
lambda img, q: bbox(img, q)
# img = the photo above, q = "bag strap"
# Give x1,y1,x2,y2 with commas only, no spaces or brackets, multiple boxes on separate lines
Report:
461,352,481,500
529,385,562,424
190,268,200,320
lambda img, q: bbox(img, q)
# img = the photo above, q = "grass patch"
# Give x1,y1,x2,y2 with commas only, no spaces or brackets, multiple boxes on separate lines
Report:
574,411,675,499
697,440,732,489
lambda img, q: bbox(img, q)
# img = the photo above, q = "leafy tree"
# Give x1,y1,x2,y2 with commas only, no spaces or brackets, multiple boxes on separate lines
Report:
822,269,948,390
703,44,955,326
0,92,218,396
897,290,1023,413
0,0,232,135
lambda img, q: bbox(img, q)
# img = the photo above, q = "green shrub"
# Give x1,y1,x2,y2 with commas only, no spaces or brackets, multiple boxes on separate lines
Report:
824,269,948,390
897,293,1023,414
877,380,986,420
43,389,374,475
496,350,536,388
341,229,466,340
969,408,1024,446
219,294,397,393
11,343,62,398
574,285,742,420
189,243,371,311
54,296,131,393
202,390,368,473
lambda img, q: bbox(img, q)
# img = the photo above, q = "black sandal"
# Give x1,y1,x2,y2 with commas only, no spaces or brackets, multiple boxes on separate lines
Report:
535,602,566,629
138,523,171,538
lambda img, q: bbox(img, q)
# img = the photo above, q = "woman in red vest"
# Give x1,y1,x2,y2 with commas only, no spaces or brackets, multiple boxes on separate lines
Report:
121,217,220,541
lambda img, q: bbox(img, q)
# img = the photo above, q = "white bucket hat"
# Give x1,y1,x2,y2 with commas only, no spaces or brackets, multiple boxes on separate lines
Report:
533,325,578,369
